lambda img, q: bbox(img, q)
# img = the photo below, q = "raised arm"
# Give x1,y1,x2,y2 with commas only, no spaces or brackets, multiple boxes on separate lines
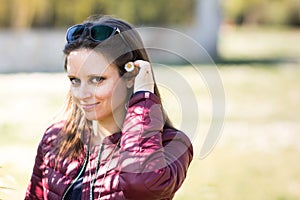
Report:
119,91,193,199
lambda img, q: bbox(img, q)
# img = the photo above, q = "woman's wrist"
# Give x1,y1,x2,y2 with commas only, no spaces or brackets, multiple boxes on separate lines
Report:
133,84,154,93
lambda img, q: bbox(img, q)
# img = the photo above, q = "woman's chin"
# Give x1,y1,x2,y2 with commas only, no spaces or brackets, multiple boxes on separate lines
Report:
83,112,98,121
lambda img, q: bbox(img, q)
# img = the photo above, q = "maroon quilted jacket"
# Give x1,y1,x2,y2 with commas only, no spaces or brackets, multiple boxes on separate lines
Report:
25,92,193,200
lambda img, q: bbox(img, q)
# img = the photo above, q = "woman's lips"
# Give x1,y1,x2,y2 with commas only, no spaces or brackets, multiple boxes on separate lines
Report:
81,102,100,111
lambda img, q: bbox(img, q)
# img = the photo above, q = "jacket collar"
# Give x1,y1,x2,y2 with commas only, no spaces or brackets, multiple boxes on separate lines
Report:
82,129,122,148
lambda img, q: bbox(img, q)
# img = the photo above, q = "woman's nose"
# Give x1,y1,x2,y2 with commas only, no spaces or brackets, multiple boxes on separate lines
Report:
72,83,93,100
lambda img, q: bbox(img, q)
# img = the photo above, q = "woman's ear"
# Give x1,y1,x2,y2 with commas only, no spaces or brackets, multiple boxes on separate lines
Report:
125,77,135,89
122,62,140,89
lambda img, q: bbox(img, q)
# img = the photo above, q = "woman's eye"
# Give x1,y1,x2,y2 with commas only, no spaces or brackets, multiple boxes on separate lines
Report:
69,77,80,86
90,76,105,84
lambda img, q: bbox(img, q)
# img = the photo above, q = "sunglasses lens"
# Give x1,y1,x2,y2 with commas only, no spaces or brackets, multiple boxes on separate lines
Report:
67,25,85,42
91,25,115,41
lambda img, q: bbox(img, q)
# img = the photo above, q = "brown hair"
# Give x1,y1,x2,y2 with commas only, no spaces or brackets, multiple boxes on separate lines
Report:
56,16,173,162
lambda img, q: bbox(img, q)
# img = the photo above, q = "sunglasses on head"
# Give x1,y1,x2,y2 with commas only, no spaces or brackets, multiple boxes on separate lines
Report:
66,24,122,43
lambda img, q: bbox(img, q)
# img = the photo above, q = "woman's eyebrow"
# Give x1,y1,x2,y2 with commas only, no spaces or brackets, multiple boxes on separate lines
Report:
87,73,106,77
67,74,78,78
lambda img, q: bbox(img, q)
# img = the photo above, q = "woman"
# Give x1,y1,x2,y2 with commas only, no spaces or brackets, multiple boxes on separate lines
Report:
25,16,193,200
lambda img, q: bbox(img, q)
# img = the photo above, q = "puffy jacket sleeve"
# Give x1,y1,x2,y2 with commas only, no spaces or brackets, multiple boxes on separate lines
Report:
119,91,193,199
25,122,63,200
25,138,45,199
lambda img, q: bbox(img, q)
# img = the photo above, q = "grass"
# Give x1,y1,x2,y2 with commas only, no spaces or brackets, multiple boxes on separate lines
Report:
1,26,300,199
174,66,300,200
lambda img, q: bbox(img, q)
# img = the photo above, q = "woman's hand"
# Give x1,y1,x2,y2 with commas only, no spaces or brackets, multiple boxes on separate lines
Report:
124,60,154,93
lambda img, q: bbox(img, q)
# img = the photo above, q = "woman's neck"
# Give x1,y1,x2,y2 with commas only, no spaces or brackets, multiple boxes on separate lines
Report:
90,107,125,146
90,120,120,146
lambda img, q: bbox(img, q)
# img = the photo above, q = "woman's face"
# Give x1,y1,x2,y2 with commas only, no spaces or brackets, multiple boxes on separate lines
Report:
66,48,131,123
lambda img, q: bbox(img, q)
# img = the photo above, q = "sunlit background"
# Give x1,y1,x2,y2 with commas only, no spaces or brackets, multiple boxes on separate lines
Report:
1,0,300,199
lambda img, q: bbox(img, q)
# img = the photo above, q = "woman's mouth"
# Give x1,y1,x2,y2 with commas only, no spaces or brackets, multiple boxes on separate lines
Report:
81,102,100,111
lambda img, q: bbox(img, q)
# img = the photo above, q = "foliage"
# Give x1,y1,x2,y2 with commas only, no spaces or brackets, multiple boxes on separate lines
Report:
1,0,299,28
223,0,300,26
0,0,195,29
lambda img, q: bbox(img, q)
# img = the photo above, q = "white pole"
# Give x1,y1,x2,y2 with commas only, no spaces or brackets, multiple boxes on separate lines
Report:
195,0,222,60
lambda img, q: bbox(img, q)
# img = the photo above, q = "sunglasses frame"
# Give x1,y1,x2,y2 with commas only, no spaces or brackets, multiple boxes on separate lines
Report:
66,24,123,43
66,23,135,61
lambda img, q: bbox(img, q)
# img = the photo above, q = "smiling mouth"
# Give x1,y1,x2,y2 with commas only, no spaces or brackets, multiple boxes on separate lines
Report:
81,102,100,111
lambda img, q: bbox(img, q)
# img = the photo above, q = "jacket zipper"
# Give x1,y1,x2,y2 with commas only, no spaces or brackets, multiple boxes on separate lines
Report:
62,149,89,200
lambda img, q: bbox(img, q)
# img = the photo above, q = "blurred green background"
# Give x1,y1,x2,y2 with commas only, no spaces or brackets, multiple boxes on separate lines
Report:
0,0,300,199
0,0,300,28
